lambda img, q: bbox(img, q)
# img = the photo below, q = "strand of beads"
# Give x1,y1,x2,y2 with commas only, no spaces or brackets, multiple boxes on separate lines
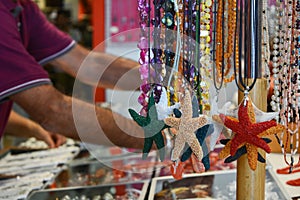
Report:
278,0,292,166
276,0,300,170
182,0,194,85
223,0,236,83
151,0,165,103
213,0,236,85
162,0,177,105
279,0,292,125
137,0,151,116
199,0,212,75
294,0,300,164
198,0,213,115
215,0,224,85
287,0,300,168
262,0,271,87
270,0,283,114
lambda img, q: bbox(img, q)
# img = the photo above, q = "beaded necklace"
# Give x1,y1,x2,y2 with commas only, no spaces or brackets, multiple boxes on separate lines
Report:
261,0,271,87
212,0,225,91
270,0,282,114
137,0,151,116
224,0,237,83
138,0,168,116
162,0,178,105
214,0,237,86
151,0,164,103
199,0,212,73
214,0,225,88
272,0,300,172
215,0,287,171
198,0,213,115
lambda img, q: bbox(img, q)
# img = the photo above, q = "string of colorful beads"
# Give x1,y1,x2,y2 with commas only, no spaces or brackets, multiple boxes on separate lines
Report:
162,0,178,105
223,0,237,83
270,0,283,114
215,0,224,85
271,0,300,171
151,0,164,103
198,0,213,115
286,0,300,169
262,0,271,88
137,0,151,116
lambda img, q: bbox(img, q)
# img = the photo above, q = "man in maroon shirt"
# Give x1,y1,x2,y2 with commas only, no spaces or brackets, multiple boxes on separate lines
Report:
0,0,143,149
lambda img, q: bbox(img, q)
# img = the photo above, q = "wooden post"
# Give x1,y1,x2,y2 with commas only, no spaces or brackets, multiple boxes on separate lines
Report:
237,79,267,200
236,0,265,199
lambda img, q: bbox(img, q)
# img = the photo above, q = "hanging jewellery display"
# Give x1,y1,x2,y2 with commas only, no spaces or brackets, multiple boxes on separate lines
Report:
261,0,271,87
132,0,287,180
213,0,237,85
209,0,239,150
215,0,285,170
269,0,300,171
133,0,167,160
130,0,217,180
268,0,300,185
137,0,151,116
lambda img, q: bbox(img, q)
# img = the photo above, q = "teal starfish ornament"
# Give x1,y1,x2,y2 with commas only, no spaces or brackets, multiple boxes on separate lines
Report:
164,90,208,161
129,92,168,161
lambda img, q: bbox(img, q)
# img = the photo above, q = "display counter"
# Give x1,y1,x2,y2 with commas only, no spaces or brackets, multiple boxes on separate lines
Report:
0,138,298,200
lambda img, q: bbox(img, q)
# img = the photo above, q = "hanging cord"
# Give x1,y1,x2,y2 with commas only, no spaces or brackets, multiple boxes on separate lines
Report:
195,0,202,113
233,0,258,94
212,0,225,92
168,0,182,87
195,0,201,88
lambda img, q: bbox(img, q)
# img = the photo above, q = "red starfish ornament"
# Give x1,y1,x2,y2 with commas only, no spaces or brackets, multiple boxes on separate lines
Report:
219,97,285,170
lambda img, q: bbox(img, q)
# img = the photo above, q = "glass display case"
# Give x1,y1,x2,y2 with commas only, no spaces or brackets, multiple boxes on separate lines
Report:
149,169,289,200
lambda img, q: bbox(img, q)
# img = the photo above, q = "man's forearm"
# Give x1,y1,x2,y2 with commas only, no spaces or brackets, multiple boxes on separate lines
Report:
50,44,141,90
11,85,144,149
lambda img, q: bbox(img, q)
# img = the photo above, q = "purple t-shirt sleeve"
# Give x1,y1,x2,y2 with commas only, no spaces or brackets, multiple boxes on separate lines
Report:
0,0,75,100
0,8,50,100
23,1,75,64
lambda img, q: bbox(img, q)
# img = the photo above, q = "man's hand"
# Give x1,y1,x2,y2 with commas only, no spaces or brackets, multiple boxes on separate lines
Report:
5,110,66,148
32,127,66,148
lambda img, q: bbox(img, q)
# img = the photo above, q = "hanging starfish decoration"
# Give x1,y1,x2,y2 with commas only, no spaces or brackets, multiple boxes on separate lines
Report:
181,124,213,170
220,138,272,163
156,87,180,120
218,97,285,170
172,95,213,170
128,91,168,161
218,99,279,123
164,90,208,161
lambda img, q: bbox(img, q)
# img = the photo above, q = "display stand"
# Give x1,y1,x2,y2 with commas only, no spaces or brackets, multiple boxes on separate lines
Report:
236,0,265,199
237,79,268,200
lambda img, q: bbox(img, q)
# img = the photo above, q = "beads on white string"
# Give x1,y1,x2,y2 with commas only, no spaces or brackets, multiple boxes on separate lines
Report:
262,0,271,88
270,4,281,114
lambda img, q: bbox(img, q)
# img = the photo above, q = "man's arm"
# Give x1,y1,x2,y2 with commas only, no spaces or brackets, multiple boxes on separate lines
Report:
10,84,144,149
4,110,66,148
49,44,141,90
